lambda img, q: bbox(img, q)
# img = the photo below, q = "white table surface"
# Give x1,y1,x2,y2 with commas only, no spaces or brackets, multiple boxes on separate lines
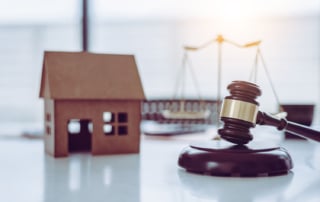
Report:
0,128,320,202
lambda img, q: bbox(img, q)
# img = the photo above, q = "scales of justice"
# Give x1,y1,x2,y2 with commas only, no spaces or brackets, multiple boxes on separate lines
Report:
162,34,284,125
173,35,320,177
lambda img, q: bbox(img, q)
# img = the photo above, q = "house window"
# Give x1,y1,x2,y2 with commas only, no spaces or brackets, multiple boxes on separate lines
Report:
118,112,128,123
102,112,129,136
46,113,51,122
103,112,115,136
46,125,51,135
118,112,128,136
103,112,114,123
103,124,114,135
118,126,128,135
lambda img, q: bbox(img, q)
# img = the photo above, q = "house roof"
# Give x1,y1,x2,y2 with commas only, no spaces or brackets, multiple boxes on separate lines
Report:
39,51,145,100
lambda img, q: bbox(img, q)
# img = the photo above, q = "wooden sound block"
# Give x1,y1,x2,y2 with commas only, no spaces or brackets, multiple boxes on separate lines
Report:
178,140,293,177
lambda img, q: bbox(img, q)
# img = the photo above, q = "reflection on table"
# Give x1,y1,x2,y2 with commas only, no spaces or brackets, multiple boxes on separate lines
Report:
0,129,320,202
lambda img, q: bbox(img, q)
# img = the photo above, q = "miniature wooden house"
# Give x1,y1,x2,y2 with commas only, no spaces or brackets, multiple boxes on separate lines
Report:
39,51,145,157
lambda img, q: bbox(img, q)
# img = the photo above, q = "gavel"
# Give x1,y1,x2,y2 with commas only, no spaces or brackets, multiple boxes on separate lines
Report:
218,80,320,144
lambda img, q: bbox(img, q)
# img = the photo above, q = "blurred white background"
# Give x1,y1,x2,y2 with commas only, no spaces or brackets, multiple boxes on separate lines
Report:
0,0,319,135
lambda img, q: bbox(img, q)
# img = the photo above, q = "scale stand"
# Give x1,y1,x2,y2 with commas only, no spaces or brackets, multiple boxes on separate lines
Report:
178,140,293,177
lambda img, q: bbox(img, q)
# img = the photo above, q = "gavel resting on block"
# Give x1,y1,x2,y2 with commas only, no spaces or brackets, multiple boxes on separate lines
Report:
178,80,319,177
218,80,320,144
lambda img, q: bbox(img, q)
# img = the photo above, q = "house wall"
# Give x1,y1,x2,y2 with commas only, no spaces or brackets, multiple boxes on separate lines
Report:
54,100,141,157
44,99,55,156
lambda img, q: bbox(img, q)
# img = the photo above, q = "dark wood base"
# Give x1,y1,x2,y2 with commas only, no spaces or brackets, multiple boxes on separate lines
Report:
178,140,293,177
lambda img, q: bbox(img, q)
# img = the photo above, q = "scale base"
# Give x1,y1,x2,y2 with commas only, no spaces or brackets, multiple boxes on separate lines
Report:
178,141,293,177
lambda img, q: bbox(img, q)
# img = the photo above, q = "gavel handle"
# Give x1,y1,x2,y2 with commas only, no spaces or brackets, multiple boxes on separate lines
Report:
256,111,320,142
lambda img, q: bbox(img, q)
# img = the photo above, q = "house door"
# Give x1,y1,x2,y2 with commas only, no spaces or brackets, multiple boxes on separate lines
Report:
68,119,92,152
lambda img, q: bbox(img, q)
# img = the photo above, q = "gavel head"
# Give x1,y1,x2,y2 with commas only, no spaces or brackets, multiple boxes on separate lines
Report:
218,80,262,144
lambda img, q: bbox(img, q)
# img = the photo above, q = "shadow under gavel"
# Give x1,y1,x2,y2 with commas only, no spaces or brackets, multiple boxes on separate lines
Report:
218,80,320,145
